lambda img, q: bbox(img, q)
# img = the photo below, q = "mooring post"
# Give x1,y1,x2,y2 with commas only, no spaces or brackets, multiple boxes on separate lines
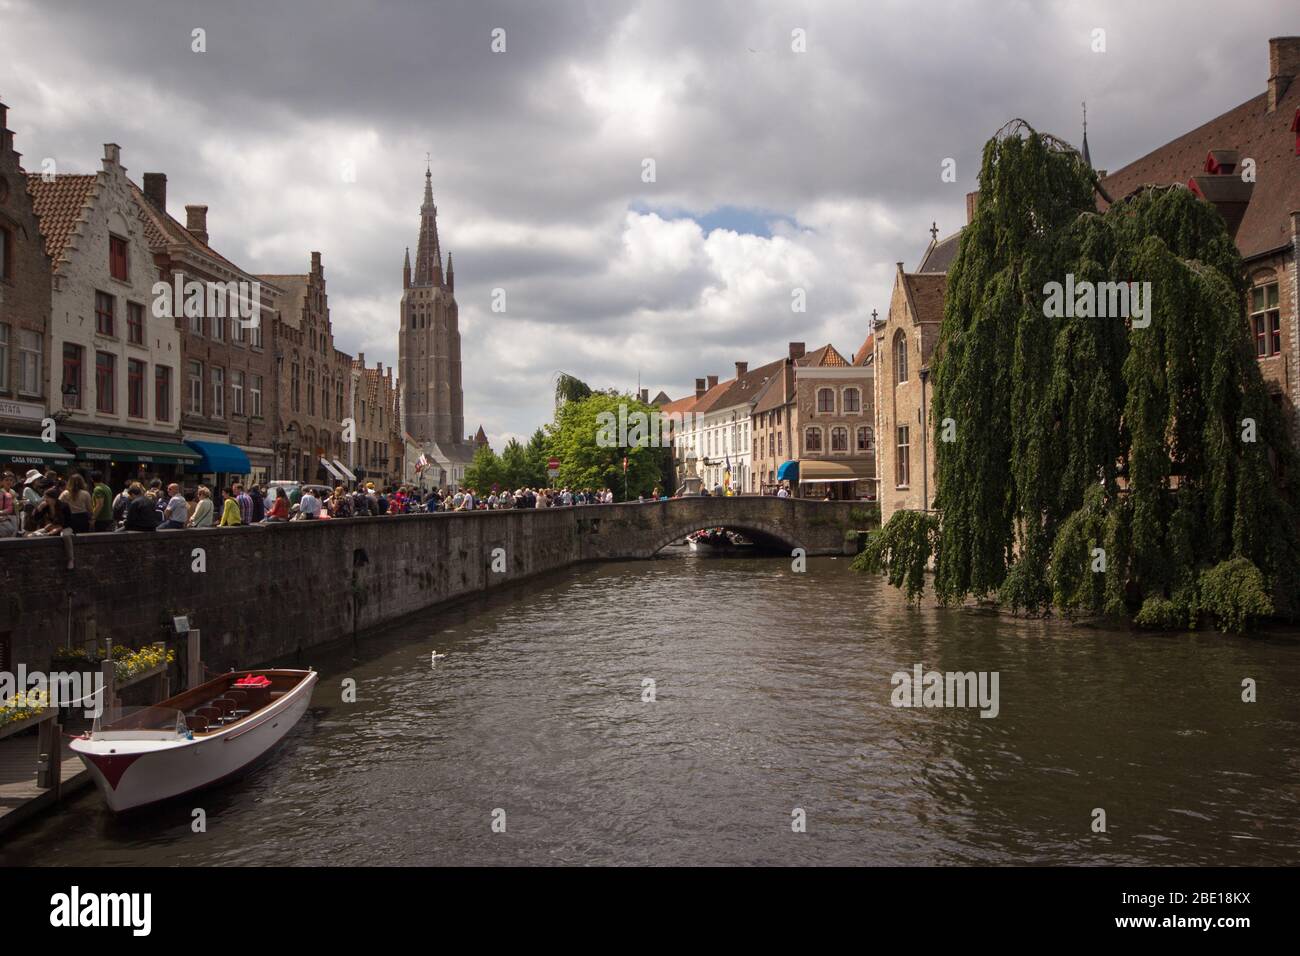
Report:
187,629,202,689
99,657,118,725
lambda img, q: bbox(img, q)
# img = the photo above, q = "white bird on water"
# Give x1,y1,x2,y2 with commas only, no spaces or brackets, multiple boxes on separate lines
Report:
430,650,447,668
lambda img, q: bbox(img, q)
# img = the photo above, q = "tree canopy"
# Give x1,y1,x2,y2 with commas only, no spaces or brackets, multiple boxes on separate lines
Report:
870,120,1298,625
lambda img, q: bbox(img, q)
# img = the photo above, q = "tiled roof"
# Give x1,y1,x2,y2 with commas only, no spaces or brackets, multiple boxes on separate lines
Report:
752,362,794,415
129,181,247,276
698,358,785,414
659,393,699,416
852,333,874,367
1098,83,1300,260
917,230,962,273
25,174,97,263
904,273,948,326
796,343,850,367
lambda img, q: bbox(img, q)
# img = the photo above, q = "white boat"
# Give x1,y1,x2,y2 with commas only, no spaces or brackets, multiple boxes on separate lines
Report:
71,668,317,812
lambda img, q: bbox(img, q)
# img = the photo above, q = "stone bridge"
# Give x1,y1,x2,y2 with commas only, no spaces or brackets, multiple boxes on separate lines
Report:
0,499,867,673
575,497,863,560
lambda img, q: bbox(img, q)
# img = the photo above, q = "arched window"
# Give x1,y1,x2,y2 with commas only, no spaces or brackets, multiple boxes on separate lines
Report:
307,367,316,415
831,427,848,451
804,427,823,453
817,388,835,413
894,330,908,384
857,425,874,452
291,357,301,412
843,387,860,413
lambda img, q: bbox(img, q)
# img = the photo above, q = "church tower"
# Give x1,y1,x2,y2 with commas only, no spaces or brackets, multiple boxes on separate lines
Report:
399,167,465,449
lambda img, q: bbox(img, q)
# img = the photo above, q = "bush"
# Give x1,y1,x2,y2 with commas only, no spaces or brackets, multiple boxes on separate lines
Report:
1134,597,1187,630
1197,558,1273,634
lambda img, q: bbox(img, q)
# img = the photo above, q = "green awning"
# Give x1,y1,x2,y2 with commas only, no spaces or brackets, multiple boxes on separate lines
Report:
0,433,75,467
60,431,200,465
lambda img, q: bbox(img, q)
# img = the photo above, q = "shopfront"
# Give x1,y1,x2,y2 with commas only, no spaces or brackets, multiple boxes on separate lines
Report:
58,431,200,489
0,433,75,476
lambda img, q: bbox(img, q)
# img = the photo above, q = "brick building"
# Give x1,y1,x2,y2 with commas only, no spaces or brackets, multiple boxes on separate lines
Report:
350,351,401,485
872,251,950,523
751,343,875,497
27,144,190,487
0,98,62,474
1098,35,1300,439
259,252,355,484
131,173,280,484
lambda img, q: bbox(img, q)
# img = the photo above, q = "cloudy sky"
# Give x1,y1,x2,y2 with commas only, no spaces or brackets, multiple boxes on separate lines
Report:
0,0,1291,446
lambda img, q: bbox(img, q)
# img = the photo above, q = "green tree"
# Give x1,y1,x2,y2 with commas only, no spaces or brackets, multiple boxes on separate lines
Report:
548,392,667,499
464,445,505,493
866,119,1299,620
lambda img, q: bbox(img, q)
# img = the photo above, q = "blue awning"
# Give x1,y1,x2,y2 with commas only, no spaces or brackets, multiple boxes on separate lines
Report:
185,440,252,474
776,460,799,481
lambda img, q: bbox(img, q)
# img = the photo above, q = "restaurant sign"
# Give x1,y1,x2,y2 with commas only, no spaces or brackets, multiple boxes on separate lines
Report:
0,399,46,422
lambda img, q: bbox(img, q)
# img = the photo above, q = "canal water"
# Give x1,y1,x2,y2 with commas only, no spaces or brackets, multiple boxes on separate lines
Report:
4,553,1299,866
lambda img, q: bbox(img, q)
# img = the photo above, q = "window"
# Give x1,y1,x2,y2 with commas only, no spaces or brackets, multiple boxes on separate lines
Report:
857,425,874,452
188,360,203,414
232,370,244,416
0,226,9,280
321,375,329,420
19,330,40,395
817,387,835,413
896,425,911,486
210,311,224,342
894,331,909,384
95,352,115,413
844,388,861,413
155,365,172,422
291,359,300,412
831,426,848,451
127,302,144,344
337,381,343,419
233,309,246,343
1251,282,1281,357
211,366,224,418
109,234,128,280
62,343,84,408
251,319,263,348
777,432,782,456
251,375,263,418
127,358,145,418
768,433,775,456
95,291,115,336
805,427,822,453
0,323,8,390
307,368,316,415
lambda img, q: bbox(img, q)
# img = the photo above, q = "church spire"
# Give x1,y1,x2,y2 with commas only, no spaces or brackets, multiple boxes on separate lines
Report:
446,252,454,293
1080,101,1093,169
403,246,411,289
414,164,442,286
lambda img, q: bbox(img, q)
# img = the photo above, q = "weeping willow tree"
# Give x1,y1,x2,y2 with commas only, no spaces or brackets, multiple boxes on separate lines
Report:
883,119,1298,624
554,372,592,410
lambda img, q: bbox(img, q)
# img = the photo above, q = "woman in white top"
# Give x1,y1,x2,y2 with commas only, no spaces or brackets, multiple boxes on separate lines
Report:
188,486,214,527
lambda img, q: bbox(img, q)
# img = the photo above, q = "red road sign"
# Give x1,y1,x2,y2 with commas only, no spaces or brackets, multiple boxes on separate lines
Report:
547,457,560,470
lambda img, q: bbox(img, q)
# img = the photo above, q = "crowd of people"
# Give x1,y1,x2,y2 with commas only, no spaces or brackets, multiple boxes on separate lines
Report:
0,466,633,544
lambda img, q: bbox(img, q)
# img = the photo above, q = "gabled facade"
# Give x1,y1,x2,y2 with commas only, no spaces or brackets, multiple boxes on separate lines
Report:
259,252,354,483
28,144,188,483
874,262,947,522
351,351,401,486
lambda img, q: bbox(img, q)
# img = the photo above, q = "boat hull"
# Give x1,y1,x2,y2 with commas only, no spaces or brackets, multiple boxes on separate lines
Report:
71,670,317,812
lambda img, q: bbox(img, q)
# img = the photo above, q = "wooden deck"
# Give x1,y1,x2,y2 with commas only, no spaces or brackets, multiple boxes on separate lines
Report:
0,730,90,837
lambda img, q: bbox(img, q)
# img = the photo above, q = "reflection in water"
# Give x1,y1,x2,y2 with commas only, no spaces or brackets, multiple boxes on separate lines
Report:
4,554,1299,866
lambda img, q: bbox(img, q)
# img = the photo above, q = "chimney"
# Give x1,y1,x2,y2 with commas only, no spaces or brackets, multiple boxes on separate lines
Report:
184,204,208,243
966,190,980,224
788,342,805,360
103,143,121,168
143,172,167,211
0,100,9,153
639,387,648,403
1268,36,1300,112
695,377,707,399
707,374,719,389
311,251,322,275
735,361,748,376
